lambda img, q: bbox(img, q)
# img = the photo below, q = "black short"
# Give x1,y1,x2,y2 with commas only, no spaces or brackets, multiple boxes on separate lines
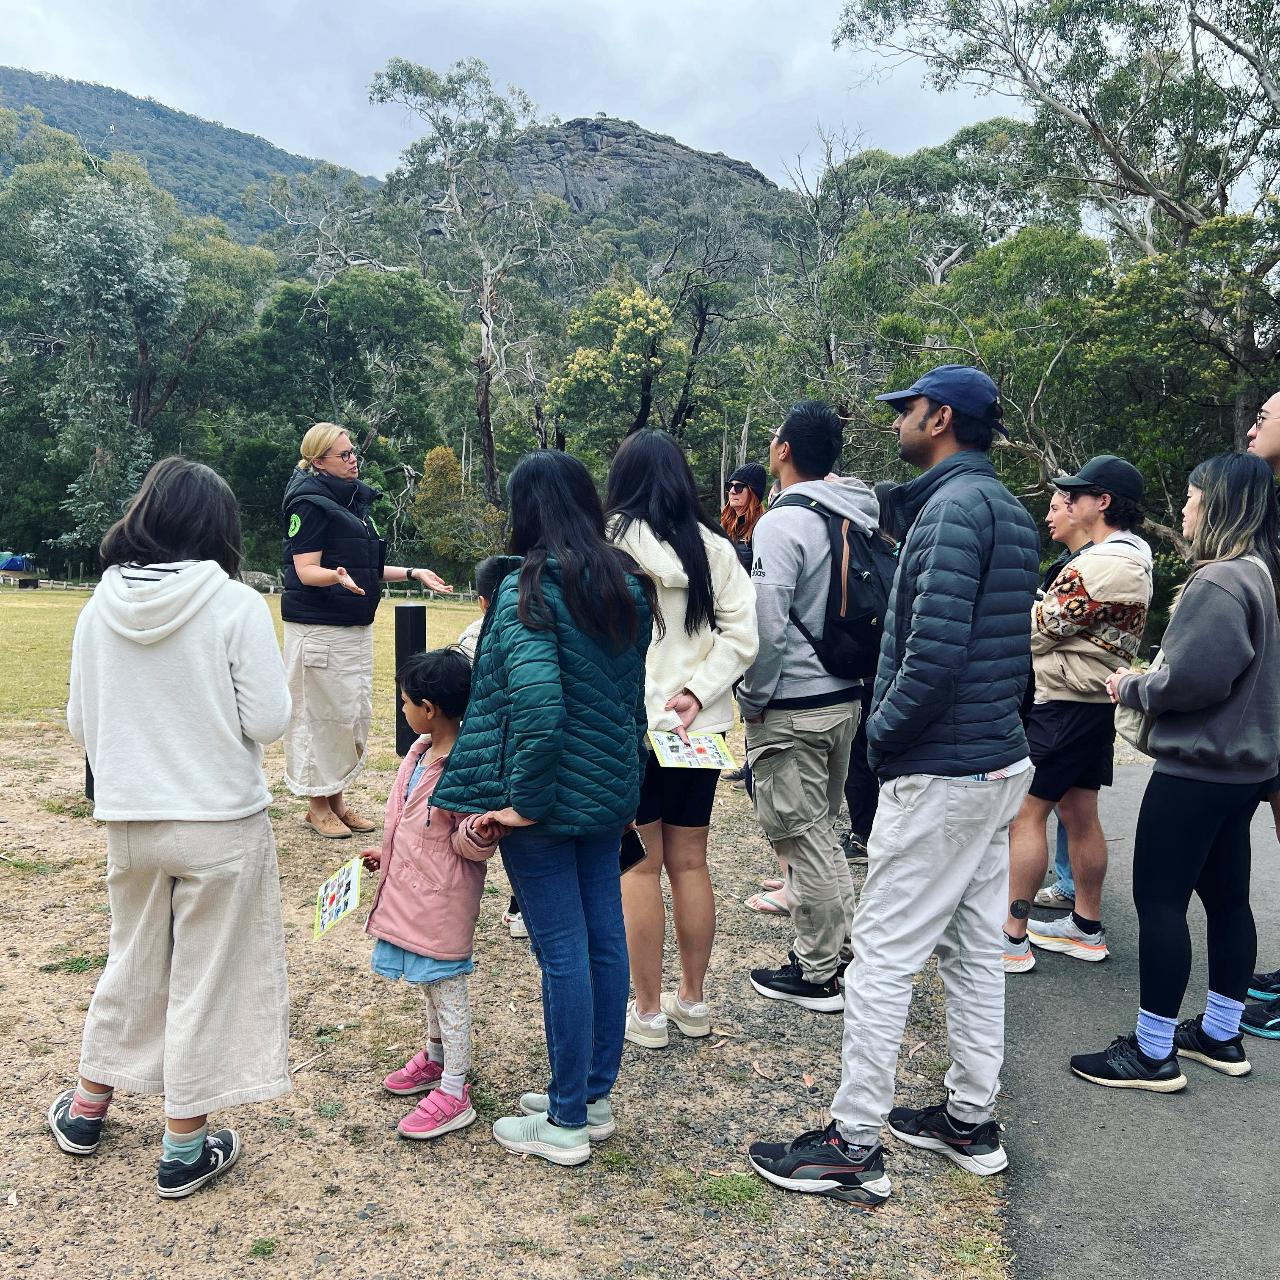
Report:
1026,700,1116,801
634,751,720,828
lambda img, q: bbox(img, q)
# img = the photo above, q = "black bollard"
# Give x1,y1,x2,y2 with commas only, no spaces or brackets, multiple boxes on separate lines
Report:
394,603,428,756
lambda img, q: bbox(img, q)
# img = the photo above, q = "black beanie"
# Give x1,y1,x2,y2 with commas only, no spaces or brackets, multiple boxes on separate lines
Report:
727,463,766,501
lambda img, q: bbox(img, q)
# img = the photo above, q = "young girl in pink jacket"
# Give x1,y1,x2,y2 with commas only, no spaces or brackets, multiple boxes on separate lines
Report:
362,648,505,1140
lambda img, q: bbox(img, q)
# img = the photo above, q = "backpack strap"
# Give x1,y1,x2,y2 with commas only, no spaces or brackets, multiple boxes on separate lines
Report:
769,493,842,649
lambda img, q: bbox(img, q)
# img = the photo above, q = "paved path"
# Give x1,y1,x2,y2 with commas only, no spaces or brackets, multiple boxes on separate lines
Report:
1004,763,1277,1280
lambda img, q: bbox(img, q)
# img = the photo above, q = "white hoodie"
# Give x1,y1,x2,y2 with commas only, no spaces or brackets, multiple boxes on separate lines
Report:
610,521,759,735
68,561,292,821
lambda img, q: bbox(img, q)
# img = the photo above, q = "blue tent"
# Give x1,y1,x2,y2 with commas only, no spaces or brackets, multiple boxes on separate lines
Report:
0,552,35,572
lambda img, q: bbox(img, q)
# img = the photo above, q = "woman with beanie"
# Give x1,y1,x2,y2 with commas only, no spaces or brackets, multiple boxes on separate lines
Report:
280,423,451,839
721,463,767,570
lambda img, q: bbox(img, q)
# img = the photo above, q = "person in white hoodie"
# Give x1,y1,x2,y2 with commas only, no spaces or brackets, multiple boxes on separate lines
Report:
49,458,293,1202
606,430,758,1048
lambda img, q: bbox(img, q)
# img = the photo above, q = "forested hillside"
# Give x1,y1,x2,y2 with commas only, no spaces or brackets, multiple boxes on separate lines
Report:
0,67,374,241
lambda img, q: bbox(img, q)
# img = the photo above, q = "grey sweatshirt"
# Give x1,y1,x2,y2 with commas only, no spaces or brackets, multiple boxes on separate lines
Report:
737,476,880,717
1118,557,1280,783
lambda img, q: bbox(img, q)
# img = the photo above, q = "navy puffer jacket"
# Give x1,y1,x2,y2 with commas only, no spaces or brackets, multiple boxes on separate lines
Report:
868,450,1039,779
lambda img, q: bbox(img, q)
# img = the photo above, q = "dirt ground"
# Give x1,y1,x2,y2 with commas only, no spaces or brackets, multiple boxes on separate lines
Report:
0,592,1009,1280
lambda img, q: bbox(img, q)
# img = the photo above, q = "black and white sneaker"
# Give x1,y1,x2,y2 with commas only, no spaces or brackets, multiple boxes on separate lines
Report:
1241,996,1280,1040
1070,1034,1187,1092
840,831,869,865
1174,1016,1251,1077
47,1089,104,1156
156,1129,241,1200
1248,967,1280,1002
749,957,843,1012
748,1122,891,1207
887,1101,1008,1175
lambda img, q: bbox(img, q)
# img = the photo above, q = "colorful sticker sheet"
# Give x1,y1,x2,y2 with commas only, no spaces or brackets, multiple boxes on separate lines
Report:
313,856,363,938
647,729,737,770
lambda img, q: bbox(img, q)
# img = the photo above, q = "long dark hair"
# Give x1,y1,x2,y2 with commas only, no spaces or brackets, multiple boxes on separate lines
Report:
100,457,242,577
1185,453,1280,605
507,450,661,650
605,429,725,635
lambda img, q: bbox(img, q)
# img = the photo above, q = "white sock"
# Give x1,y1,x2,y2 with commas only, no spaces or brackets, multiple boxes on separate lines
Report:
677,994,708,1014
633,1004,666,1024
439,1071,466,1099
426,1040,444,1065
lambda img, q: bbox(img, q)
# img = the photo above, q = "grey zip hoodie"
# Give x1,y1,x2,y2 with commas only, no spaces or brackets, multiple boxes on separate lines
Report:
737,476,880,717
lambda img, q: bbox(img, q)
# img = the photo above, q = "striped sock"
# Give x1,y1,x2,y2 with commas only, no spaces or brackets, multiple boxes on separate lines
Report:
69,1083,113,1121
1136,1008,1177,1061
1202,990,1245,1041
162,1125,208,1165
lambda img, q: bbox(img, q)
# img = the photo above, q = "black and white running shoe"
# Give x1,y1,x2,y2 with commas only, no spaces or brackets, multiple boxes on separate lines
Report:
1174,1016,1251,1077
887,1101,1008,1175
748,1122,891,1207
156,1129,241,1200
749,958,843,1012
1070,1033,1187,1092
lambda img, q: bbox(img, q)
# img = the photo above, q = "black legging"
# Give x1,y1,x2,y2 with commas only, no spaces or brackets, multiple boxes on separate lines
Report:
1132,771,1262,1016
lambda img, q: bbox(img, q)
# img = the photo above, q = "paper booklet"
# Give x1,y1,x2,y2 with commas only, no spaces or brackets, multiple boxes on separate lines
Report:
313,856,363,938
647,729,737,770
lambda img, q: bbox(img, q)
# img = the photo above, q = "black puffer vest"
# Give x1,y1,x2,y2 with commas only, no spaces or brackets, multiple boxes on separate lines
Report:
280,470,386,627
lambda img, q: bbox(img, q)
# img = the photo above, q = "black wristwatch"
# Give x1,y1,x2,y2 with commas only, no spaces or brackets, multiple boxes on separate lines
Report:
408,568,420,585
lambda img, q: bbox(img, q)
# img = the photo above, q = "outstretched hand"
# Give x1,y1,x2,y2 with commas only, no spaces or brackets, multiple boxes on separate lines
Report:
335,566,366,596
415,568,453,593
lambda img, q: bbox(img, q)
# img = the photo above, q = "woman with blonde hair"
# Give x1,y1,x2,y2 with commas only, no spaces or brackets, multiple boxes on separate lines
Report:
281,423,451,839
1071,452,1280,1091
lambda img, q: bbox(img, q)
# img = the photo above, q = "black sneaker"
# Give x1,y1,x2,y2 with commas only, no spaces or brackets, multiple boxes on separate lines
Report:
1174,1016,1251,1077
840,831,869,864
1248,967,1280,1001
887,1101,1007,1175
748,1121,891,1206
1069,1033,1187,1092
47,1089,104,1156
156,1129,241,1200
1241,996,1280,1040
749,957,843,1012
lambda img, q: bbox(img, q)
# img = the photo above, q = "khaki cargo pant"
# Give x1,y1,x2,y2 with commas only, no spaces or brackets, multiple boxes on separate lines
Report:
831,769,1030,1145
79,810,292,1119
746,702,858,984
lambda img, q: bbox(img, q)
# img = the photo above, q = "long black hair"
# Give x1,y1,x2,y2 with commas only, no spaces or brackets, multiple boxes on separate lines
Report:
507,450,662,651
605,429,725,635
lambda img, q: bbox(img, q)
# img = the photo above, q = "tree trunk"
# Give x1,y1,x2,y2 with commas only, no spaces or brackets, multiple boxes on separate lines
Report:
474,351,500,506
669,306,710,436
1235,384,1263,452
629,338,657,434
532,396,547,450
554,420,566,451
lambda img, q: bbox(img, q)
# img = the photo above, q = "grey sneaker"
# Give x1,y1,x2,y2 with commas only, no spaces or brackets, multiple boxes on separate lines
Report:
518,1092,616,1140
1002,935,1035,974
625,1001,669,1048
492,1113,590,1166
1027,914,1109,962
660,991,711,1038
1034,882,1075,909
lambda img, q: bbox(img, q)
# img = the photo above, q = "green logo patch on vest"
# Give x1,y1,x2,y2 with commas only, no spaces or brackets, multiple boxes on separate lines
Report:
288,513,301,538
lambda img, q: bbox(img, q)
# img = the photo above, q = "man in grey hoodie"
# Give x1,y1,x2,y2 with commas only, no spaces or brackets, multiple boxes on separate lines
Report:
737,400,880,1012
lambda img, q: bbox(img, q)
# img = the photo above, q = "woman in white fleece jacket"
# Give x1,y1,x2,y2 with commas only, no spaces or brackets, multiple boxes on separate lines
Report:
51,458,293,1202
606,430,759,1048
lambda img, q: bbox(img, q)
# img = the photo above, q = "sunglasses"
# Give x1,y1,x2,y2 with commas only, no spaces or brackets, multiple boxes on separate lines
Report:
727,482,749,494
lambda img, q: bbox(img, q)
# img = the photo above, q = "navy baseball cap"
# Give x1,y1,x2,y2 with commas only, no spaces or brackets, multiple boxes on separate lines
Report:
875,365,1007,438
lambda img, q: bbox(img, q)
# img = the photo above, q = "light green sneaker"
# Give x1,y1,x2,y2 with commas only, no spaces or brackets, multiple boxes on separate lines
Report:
518,1093,616,1141
492,1112,590,1166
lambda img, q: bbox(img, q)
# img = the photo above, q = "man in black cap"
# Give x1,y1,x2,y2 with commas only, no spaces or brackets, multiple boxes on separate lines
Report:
1004,455,1153,973
748,365,1039,1204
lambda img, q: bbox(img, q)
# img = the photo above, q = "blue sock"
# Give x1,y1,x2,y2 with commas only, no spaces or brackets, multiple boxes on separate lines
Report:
162,1124,208,1165
1135,1008,1176,1060
1202,990,1245,1042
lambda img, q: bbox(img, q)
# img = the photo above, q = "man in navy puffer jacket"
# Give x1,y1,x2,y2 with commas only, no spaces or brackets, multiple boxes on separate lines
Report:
749,366,1039,1207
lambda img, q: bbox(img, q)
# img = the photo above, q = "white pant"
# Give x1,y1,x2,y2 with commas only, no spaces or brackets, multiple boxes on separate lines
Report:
831,770,1030,1145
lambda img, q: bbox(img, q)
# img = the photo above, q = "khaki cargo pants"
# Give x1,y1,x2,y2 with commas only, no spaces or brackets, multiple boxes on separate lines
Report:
746,702,858,983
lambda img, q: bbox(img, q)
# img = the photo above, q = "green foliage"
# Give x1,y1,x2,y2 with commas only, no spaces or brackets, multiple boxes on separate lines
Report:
410,446,504,582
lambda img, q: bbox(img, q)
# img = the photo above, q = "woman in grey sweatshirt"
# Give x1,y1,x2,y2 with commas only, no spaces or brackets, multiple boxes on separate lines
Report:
1070,453,1280,1092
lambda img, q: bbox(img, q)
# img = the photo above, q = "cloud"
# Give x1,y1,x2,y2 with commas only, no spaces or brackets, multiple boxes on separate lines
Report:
2,0,999,181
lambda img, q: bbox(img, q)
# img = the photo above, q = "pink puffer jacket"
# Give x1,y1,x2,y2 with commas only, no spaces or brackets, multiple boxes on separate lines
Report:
365,736,502,961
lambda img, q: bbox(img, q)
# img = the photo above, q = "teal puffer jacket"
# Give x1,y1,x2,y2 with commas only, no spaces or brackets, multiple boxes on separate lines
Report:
432,563,652,834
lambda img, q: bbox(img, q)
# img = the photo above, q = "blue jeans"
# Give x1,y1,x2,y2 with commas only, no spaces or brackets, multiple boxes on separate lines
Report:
501,826,629,1129
1052,810,1075,897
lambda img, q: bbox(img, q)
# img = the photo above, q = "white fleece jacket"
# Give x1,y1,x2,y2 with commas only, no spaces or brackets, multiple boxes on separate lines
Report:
68,561,292,821
610,520,759,735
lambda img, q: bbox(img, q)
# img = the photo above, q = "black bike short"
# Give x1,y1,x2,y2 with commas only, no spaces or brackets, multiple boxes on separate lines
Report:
1026,700,1115,801
634,751,720,827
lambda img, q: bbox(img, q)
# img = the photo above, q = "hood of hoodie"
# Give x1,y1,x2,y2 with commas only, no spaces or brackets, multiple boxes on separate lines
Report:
778,476,880,534
282,467,379,519
610,517,710,591
1094,528,1154,568
91,561,230,646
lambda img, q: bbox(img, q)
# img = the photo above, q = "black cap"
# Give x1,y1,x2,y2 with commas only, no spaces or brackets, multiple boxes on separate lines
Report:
727,463,766,501
1053,455,1145,504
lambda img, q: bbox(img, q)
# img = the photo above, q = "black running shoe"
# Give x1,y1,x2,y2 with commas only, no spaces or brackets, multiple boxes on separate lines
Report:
1174,1016,1251,1077
1248,967,1280,1002
1070,1033,1187,1092
47,1089,103,1156
887,1101,1007,1175
748,1122,891,1206
156,1129,241,1200
1241,996,1280,1040
749,958,843,1012
840,831,869,864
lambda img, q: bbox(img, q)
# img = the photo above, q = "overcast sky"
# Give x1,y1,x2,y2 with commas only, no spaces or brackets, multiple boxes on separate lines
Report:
5,0,999,182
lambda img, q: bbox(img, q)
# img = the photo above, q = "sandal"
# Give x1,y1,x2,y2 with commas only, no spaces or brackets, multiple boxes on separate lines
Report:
305,810,352,840
744,891,789,915
335,808,377,833
759,878,784,892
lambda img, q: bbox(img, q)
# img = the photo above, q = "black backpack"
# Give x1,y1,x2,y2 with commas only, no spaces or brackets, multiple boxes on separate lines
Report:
771,493,898,681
